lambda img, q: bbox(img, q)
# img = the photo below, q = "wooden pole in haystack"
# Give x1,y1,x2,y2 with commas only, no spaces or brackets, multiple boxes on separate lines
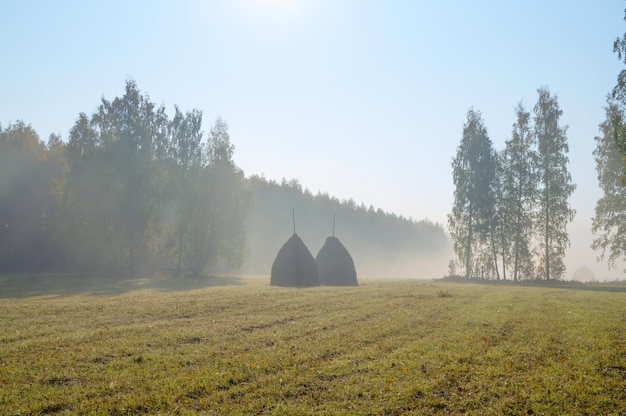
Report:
270,209,320,287
293,208,300,286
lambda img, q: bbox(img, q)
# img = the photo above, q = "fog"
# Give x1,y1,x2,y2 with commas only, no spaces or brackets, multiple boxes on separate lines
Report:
2,2,626,286
240,220,453,280
565,216,625,282
237,176,452,280
238,174,624,283
1,113,622,283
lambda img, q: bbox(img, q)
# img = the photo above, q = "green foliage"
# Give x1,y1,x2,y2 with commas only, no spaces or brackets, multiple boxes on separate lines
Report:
592,100,626,270
612,11,626,178
207,116,235,165
1,80,441,278
202,118,251,272
0,81,251,276
0,278,624,414
450,91,575,281
169,106,206,274
534,88,576,280
501,104,539,281
448,109,498,279
0,122,66,271
62,80,170,275
589,8,626,272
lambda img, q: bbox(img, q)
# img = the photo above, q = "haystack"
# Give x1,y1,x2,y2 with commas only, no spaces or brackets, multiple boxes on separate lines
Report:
572,266,595,282
316,235,358,286
270,233,320,287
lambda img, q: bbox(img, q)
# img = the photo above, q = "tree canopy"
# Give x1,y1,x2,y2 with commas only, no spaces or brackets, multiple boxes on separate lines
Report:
612,12,626,179
1,81,250,276
1,81,444,278
448,109,497,279
449,89,575,281
592,100,626,270
589,8,626,273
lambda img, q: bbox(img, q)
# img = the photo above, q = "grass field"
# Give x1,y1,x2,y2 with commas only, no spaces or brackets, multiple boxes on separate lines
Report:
0,276,625,415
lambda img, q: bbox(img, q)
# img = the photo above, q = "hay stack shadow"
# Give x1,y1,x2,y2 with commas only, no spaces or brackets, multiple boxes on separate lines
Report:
315,217,358,286
271,233,320,288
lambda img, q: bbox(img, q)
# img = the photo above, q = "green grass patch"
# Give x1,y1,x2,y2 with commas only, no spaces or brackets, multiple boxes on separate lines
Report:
1,278,624,415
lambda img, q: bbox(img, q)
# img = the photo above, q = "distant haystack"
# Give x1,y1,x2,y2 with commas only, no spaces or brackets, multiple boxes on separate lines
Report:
271,233,320,287
572,266,596,282
316,236,358,286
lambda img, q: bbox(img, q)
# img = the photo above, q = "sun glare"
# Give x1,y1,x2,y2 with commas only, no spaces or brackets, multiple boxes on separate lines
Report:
234,0,308,26
253,0,297,9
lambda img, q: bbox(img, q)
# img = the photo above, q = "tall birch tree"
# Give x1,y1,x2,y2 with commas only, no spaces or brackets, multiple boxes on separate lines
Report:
592,101,626,270
534,88,576,280
611,11,626,180
449,109,497,278
502,103,539,281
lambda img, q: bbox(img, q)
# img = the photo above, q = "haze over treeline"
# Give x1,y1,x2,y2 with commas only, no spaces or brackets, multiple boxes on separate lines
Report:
1,81,247,275
0,80,448,278
444,8,626,282
448,88,577,281
241,176,450,279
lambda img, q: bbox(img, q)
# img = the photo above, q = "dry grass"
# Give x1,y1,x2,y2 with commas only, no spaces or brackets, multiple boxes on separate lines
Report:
0,277,624,415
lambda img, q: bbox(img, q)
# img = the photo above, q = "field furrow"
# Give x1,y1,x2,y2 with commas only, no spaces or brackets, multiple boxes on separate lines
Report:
0,278,624,415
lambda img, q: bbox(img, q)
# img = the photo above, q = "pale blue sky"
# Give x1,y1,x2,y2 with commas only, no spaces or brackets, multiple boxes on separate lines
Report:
1,1,625,278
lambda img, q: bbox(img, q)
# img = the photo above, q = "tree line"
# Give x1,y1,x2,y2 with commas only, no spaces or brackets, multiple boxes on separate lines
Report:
450,9,626,280
240,176,450,278
448,88,575,281
0,80,249,276
592,13,626,272
1,80,448,277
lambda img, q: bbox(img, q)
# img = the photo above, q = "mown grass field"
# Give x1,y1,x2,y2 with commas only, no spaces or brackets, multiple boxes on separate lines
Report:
0,276,625,415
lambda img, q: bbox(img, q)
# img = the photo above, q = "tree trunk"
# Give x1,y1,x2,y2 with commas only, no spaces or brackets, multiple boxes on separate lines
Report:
545,210,550,280
500,221,507,281
513,208,521,282
490,213,500,280
465,207,473,279
177,224,184,274
544,183,550,281
513,187,523,282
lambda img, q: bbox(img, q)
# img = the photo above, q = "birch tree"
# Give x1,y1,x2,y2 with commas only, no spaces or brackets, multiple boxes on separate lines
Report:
534,88,576,280
592,100,626,270
502,103,539,281
449,109,497,278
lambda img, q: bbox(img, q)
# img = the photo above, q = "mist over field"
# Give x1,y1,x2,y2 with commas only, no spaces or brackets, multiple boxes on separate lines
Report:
1,2,625,283
0,82,622,283
2,3,626,414
0,109,451,280
237,176,451,280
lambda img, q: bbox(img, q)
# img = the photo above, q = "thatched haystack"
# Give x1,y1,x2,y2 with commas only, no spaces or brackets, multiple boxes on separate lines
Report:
572,266,595,282
316,236,358,286
270,234,320,287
